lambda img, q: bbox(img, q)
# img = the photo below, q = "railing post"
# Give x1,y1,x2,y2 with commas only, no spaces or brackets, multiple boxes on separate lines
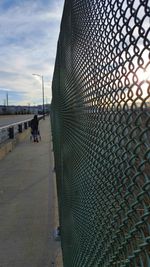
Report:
8,127,14,139
18,124,23,133
24,122,28,129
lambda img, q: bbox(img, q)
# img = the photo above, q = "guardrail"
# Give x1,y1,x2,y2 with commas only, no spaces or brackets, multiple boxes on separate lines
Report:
0,115,43,144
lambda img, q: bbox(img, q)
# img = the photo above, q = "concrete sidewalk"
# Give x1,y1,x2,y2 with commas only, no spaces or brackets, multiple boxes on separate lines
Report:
0,117,63,267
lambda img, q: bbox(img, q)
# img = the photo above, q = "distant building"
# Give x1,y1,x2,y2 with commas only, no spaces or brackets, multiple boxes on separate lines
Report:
0,105,31,115
0,104,50,115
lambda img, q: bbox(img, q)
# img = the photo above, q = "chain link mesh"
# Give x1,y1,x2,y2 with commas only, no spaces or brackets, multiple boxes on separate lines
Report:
51,0,150,266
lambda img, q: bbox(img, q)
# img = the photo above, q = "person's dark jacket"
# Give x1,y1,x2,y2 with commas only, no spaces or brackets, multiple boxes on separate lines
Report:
31,115,39,133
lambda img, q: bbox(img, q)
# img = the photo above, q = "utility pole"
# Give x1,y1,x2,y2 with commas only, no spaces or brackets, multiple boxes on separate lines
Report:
6,92,8,106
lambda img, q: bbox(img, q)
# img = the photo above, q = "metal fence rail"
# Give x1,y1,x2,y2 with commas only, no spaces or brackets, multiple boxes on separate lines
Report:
0,119,31,143
0,116,43,144
51,0,150,266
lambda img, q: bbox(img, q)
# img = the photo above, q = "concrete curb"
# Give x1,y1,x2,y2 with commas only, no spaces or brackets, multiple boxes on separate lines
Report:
53,171,63,266
50,138,63,267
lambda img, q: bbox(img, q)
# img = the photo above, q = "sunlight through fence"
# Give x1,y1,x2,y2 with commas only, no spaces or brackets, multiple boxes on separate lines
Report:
51,0,150,266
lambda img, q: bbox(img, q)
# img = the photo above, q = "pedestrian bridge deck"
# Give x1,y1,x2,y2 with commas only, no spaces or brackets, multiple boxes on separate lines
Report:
0,117,62,267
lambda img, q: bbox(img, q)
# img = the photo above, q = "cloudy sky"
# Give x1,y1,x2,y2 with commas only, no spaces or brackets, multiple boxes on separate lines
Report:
0,0,64,106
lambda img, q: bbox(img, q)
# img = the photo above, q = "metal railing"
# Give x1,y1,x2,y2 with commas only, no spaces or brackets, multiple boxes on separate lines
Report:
51,0,150,266
0,116,43,144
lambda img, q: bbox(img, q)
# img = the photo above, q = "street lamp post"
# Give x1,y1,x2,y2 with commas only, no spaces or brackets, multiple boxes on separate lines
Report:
32,74,45,118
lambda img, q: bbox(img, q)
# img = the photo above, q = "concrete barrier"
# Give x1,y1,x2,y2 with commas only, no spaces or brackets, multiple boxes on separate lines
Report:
0,128,30,160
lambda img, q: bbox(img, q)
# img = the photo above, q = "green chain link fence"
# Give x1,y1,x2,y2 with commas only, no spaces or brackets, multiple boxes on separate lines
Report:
51,0,150,266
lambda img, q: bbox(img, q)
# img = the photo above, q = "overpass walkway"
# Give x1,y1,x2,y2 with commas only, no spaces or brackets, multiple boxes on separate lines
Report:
0,116,63,267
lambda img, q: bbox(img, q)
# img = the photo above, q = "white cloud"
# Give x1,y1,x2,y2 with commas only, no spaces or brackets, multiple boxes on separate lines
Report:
0,0,64,105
